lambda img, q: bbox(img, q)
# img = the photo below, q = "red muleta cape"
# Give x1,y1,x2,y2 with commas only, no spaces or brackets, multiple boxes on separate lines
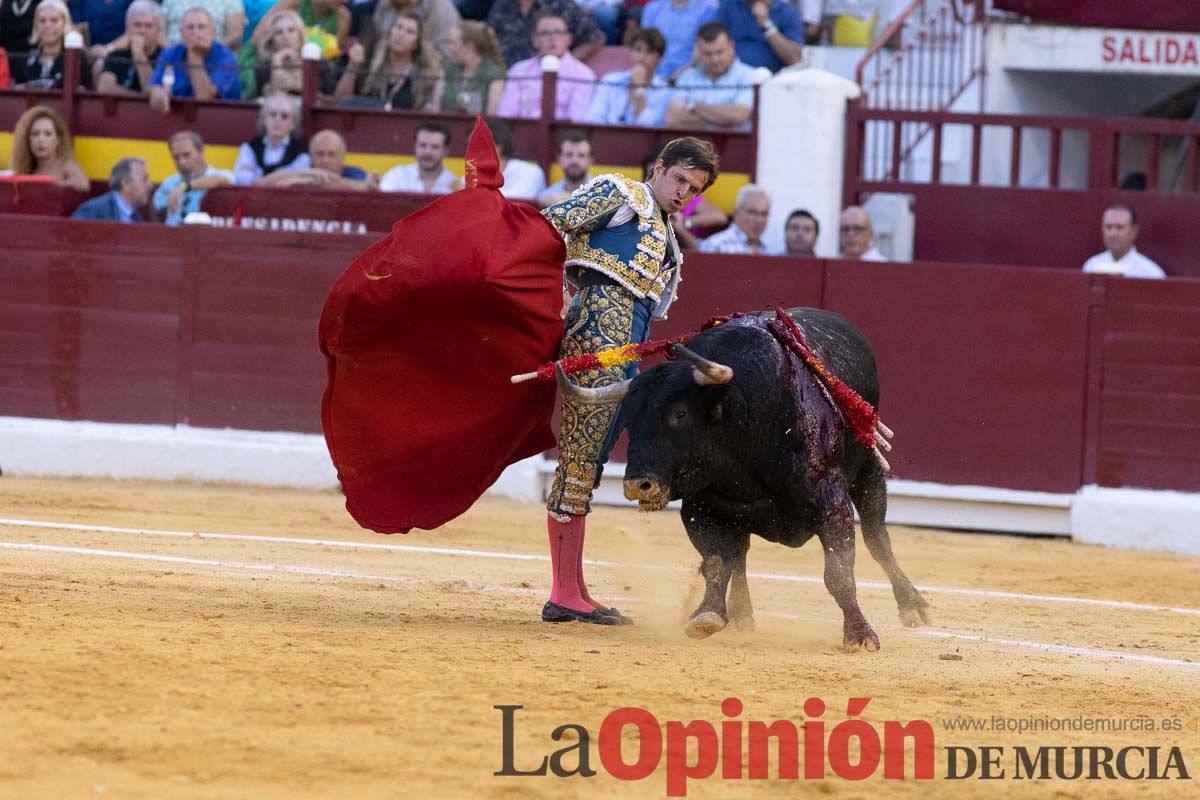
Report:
318,119,565,533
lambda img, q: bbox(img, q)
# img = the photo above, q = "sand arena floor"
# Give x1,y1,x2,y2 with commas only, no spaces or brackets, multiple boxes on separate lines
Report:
1,475,1198,799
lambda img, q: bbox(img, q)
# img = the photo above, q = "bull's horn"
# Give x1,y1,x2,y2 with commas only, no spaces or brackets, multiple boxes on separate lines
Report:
677,346,734,385
555,364,631,404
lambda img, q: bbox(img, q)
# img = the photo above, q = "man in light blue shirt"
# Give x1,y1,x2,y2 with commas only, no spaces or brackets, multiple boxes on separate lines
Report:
153,131,235,225
640,0,718,80
583,28,673,127
665,22,757,131
715,0,804,72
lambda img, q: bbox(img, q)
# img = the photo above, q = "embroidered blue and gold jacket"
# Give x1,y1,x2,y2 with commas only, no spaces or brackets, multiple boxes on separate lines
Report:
542,173,683,319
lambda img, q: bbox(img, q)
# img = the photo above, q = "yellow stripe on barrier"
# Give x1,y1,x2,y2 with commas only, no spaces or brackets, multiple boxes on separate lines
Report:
3,133,748,213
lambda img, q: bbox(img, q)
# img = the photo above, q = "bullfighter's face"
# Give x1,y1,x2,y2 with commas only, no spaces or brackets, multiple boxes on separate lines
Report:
647,162,709,215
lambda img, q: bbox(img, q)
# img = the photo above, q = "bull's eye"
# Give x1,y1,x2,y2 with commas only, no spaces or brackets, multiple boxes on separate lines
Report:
668,407,690,429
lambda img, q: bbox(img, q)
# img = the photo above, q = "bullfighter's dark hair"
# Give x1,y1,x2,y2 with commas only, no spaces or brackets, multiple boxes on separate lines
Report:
657,137,721,191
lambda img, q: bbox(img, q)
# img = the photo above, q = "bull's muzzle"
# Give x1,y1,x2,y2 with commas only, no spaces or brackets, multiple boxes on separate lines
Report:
624,477,670,511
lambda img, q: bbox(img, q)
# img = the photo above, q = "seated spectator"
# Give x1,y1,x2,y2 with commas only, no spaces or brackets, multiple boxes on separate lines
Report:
380,121,456,193
1081,204,1166,279
699,183,773,254
233,93,312,185
494,13,595,122
664,22,755,130
71,157,152,222
640,139,726,248
536,129,592,208
76,0,135,51
9,0,92,90
153,130,234,224
481,117,546,199
784,208,817,256
335,12,444,110
273,0,350,53
715,0,804,72
361,0,462,60
441,20,506,114
10,104,89,192
94,0,165,94
640,0,717,81
487,0,603,67
148,7,242,112
238,9,336,99
583,27,670,126
163,0,246,51
838,205,886,261
257,129,380,190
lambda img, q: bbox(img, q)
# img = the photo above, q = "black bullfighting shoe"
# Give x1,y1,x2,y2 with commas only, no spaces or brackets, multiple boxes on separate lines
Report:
541,602,633,625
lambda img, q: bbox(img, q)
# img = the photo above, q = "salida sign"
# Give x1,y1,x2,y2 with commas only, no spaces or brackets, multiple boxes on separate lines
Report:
1102,34,1200,66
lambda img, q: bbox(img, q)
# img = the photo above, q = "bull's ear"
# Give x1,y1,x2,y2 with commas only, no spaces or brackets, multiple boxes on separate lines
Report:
704,385,745,425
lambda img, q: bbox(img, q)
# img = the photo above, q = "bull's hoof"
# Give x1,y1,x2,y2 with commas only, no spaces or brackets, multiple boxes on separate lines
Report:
899,601,933,628
685,611,727,639
843,621,881,652
732,615,756,633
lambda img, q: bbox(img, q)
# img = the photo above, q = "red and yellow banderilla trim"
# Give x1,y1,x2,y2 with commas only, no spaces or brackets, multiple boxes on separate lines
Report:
509,308,895,472
509,336,695,384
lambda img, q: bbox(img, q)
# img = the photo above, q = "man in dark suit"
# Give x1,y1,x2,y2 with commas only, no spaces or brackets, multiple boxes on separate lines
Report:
71,157,152,222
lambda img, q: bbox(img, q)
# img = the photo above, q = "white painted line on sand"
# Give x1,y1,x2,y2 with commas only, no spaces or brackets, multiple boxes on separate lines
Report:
2,517,1198,618
915,630,1199,669
2,540,1197,670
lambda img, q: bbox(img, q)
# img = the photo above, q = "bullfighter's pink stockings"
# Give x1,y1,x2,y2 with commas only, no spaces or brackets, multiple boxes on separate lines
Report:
546,513,596,613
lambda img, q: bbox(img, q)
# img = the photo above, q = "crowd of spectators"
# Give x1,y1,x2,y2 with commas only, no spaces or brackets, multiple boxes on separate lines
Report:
0,0,808,122
0,1,1173,276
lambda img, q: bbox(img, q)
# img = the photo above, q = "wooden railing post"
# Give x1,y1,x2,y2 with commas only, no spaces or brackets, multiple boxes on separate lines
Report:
300,42,321,139
63,31,84,131
538,55,559,176
842,100,864,208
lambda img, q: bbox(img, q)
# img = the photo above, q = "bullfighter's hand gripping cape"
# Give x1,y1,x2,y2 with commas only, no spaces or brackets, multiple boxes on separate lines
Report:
318,119,566,533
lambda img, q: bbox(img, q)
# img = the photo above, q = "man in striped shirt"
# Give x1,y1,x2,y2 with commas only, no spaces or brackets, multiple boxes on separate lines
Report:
699,183,773,254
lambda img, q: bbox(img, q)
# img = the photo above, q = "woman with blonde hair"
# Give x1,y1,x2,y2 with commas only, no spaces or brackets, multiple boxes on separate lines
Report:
10,0,91,89
441,21,505,115
334,12,442,111
10,104,89,192
237,8,333,99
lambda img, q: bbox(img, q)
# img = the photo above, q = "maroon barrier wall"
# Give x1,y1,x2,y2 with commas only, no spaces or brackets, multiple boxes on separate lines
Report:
994,1,1200,33
199,186,539,233
910,187,1200,278
2,215,1197,493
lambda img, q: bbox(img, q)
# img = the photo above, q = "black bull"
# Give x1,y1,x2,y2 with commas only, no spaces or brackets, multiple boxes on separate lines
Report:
558,308,932,650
